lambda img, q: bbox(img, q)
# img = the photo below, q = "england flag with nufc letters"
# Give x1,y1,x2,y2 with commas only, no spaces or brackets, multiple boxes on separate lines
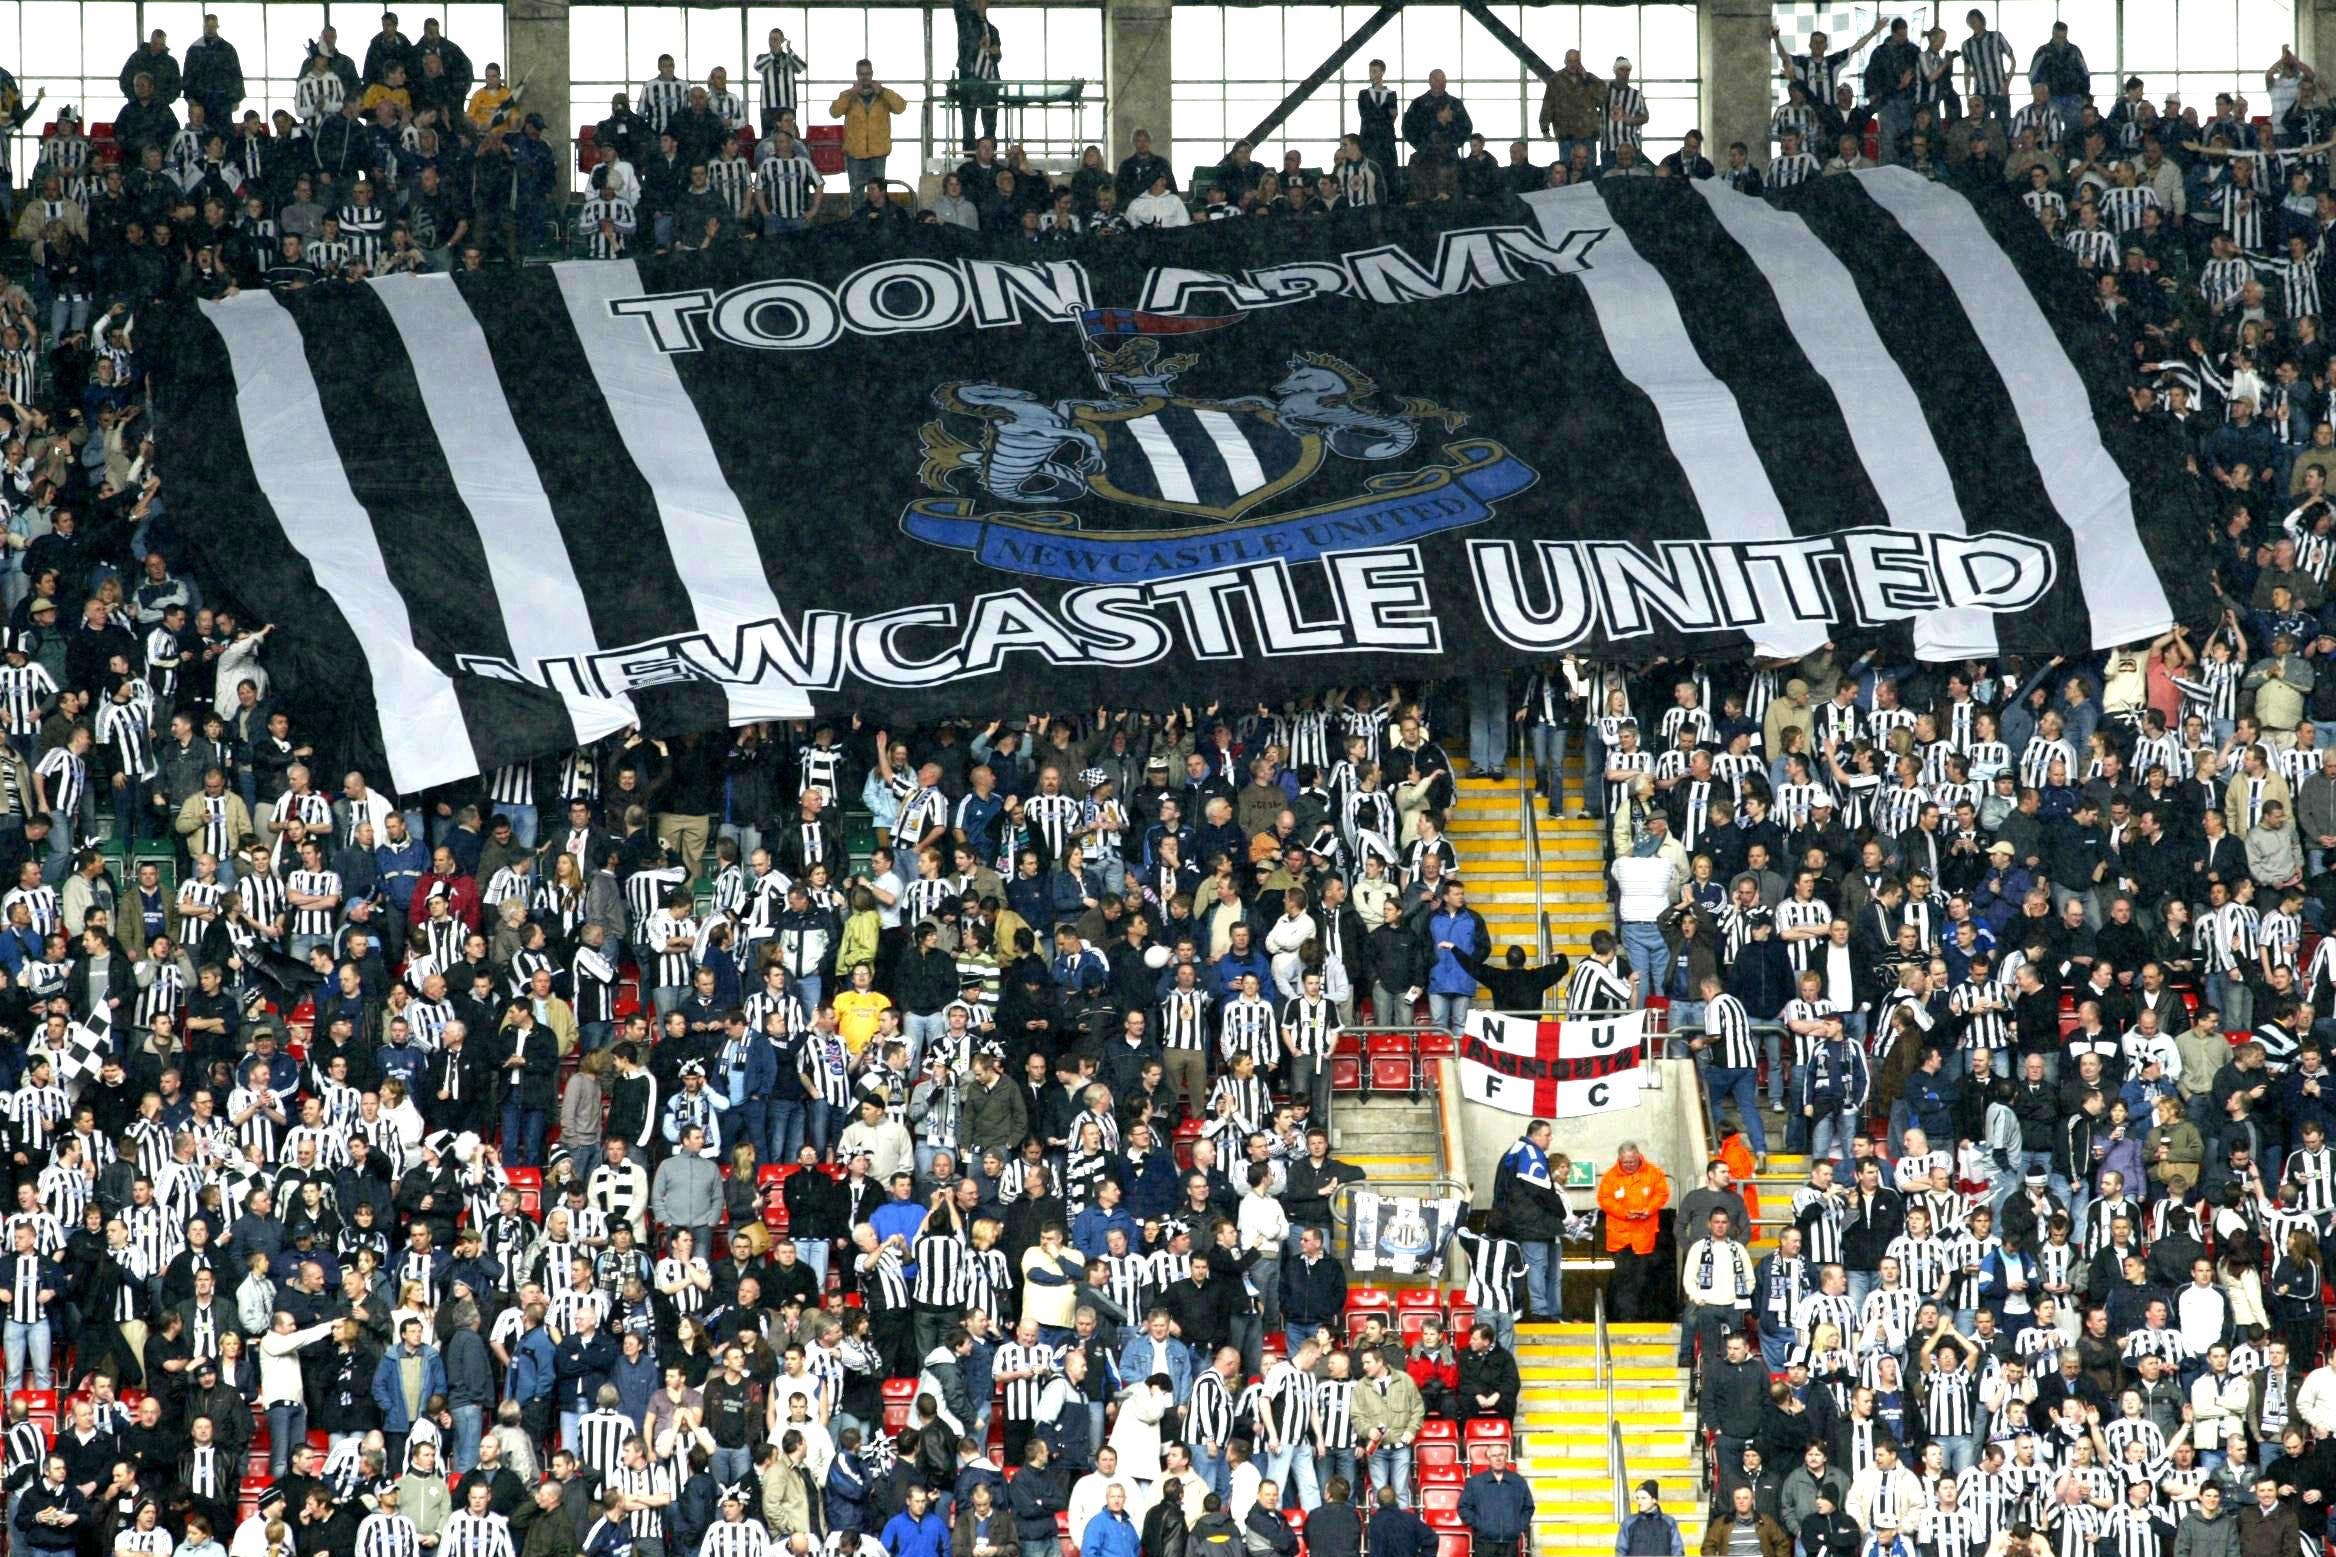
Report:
1457,1010,1649,1117
155,169,2213,796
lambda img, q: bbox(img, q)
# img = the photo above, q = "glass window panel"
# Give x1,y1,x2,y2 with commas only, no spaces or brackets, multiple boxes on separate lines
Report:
2175,0,2237,71
687,10,745,79
84,0,134,78
23,2,80,77
804,7,862,85
571,7,623,84
1171,7,1219,83
1223,9,1280,81
1642,5,1694,60
864,6,921,78
627,12,685,84
1521,5,1579,64
1400,5,1461,79
1578,7,1640,77
1048,10,1101,83
145,5,205,53
2240,1,2299,74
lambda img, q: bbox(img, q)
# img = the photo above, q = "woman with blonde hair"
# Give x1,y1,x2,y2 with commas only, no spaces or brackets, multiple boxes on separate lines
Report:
559,1048,606,1184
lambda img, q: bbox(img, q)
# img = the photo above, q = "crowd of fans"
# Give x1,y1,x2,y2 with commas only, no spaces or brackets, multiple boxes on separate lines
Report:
11,7,2336,1557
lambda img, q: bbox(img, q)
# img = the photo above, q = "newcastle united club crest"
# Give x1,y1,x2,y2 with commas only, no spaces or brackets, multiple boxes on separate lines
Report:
902,308,1536,581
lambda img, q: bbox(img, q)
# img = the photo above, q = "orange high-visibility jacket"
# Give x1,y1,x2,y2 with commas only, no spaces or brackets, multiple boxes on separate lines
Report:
1597,1159,1671,1255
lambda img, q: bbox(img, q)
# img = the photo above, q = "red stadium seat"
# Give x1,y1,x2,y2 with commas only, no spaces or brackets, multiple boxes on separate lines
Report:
1446,1300,1475,1338
1415,1417,1458,1442
1367,1032,1415,1093
760,1165,795,1190
508,1166,542,1217
1329,1054,1364,1093
1415,1440,1460,1474
1414,1029,1455,1062
1397,1290,1443,1318
1464,1419,1510,1448
1398,1309,1435,1348
1173,1117,1204,1170
1435,1533,1471,1557
1422,1488,1463,1527
1465,1439,1507,1469
11,1389,54,1434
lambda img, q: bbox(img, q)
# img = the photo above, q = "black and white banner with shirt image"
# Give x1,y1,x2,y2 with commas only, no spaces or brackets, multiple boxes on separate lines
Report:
1457,1008,1649,1117
156,168,2211,794
1347,1191,1465,1276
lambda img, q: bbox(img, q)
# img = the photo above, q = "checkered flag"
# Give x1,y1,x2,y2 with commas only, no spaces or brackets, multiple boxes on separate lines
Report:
1771,2,1878,103
58,1003,109,1084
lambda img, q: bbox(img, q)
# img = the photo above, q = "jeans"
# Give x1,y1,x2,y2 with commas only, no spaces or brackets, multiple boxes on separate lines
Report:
579,1020,613,1055
711,1444,752,1486
1469,674,1508,773
1427,991,1470,1036
1811,1107,1862,1164
1845,1270,1876,1316
450,1402,483,1472
806,1098,835,1155
500,802,538,849
1310,1448,1354,1511
501,1102,547,1167
905,1010,949,1070
651,984,686,1020
794,1237,830,1285
847,155,888,195
1367,1442,1413,1506
1620,920,1664,994
1705,1064,1767,1155
1529,724,1568,809
1521,1238,1557,1318
4,1318,49,1390
1189,1442,1231,1501
1764,1031,1787,1107
267,1402,308,1478
765,1099,806,1166
1260,1437,1303,1504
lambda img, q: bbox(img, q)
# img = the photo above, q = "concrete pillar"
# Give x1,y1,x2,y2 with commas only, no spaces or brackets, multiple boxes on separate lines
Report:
507,0,572,175
1106,0,1172,167
1699,0,1772,166
2303,0,2336,87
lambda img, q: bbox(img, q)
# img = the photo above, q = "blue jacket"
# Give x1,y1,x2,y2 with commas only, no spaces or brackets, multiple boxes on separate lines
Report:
369,1343,446,1433
1614,1510,1684,1556
373,836,429,912
1211,945,1272,1002
553,1331,616,1410
1122,1148,1178,1220
1115,1332,1193,1401
1799,1039,1870,1117
506,1324,556,1404
1053,946,1108,994
1426,906,1485,996
826,1452,870,1533
883,1509,952,1557
1071,1206,1140,1259
1081,1510,1140,1557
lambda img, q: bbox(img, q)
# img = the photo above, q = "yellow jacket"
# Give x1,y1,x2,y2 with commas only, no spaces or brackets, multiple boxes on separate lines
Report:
830,85,907,158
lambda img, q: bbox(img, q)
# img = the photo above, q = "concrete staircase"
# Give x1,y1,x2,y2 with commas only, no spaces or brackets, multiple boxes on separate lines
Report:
1334,1093,1442,1184
1446,761,1614,965
1520,1321,1704,1557
1744,1151,1810,1256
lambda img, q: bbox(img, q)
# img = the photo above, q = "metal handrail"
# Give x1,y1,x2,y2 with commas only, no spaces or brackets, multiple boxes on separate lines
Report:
1597,1286,1628,1524
1515,761,1554,979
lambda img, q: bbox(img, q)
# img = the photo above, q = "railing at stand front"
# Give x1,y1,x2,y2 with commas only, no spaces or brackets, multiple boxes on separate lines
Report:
1597,1286,1627,1523
1516,762,1554,978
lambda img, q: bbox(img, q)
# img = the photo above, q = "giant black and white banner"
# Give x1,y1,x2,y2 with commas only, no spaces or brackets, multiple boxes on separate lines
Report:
1457,1008,1649,1117
155,169,2212,794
